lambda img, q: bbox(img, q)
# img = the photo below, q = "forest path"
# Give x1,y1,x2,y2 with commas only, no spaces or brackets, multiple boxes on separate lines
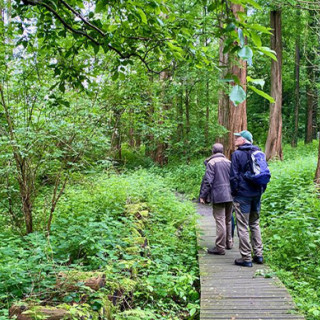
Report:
196,203,305,320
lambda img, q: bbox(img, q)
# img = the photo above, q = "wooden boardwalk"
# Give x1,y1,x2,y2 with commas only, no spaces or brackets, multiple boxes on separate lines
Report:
197,203,305,320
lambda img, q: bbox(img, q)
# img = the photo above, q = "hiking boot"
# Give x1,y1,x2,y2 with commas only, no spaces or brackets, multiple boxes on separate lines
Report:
253,256,263,264
207,247,225,255
226,243,233,250
235,258,253,267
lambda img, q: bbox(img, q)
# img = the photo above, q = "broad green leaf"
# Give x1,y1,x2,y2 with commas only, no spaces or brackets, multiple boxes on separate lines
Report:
238,46,253,61
167,42,184,54
247,76,265,88
230,85,246,106
231,0,261,8
225,23,236,32
96,0,107,13
258,47,277,61
250,31,262,47
208,2,218,12
249,85,275,103
238,28,245,48
137,8,147,24
119,72,126,81
249,24,272,34
243,0,262,9
108,25,118,32
111,72,119,81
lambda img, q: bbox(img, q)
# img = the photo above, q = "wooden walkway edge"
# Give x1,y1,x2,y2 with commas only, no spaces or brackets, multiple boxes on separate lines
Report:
196,203,305,320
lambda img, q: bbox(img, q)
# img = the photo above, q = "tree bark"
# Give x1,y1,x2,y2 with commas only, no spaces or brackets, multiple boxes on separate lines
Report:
291,22,300,148
154,70,170,165
177,85,184,142
111,109,122,160
305,65,314,144
218,4,247,159
205,79,209,146
265,10,283,161
128,109,135,148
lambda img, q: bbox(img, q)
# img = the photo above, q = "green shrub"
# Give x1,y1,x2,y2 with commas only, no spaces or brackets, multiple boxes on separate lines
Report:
0,170,199,319
261,144,320,320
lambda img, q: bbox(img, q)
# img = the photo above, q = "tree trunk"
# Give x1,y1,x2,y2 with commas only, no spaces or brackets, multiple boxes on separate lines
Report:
111,110,122,160
205,79,209,146
305,58,314,144
128,109,135,148
154,70,170,165
265,10,283,161
218,4,247,159
185,88,190,139
291,26,300,148
313,89,318,139
177,86,184,142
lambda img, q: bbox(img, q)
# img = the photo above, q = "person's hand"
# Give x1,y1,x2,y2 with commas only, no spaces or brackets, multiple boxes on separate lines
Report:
200,198,205,204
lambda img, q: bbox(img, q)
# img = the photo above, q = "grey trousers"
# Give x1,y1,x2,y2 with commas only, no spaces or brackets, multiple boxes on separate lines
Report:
212,202,233,253
233,196,263,261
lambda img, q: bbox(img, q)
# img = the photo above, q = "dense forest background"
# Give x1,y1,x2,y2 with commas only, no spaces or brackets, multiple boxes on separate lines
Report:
1,0,320,319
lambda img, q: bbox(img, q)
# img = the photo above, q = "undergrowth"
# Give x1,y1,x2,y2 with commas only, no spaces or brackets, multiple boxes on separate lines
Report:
0,170,199,320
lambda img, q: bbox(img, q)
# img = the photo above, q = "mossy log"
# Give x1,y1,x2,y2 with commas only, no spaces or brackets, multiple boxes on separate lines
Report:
56,271,106,291
9,305,70,320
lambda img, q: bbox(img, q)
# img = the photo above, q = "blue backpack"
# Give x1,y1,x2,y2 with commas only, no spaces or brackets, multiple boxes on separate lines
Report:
244,150,271,186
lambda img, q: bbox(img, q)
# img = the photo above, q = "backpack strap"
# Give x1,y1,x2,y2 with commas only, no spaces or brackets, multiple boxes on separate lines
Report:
240,149,253,173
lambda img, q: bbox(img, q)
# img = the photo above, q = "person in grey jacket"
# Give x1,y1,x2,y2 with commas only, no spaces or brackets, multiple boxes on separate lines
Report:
199,143,233,255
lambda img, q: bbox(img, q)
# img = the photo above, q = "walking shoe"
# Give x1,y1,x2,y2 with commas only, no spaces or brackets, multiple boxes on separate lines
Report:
234,258,253,267
207,247,225,255
253,256,263,264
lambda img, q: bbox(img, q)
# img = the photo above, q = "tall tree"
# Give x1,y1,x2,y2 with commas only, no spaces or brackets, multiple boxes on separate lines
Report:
265,9,283,160
291,10,301,148
218,3,247,159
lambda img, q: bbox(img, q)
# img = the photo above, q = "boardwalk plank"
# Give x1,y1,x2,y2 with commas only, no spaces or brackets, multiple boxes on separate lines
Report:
197,203,305,320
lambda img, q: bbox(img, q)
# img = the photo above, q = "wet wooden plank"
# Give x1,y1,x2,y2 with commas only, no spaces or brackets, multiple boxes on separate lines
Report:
197,203,305,320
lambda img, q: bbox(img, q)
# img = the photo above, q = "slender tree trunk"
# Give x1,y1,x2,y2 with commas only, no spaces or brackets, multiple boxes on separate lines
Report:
305,59,314,144
145,76,154,158
265,10,283,160
154,70,170,165
205,79,209,146
291,26,300,148
128,109,135,148
177,86,184,142
185,88,190,139
312,87,318,139
111,110,122,160
218,4,247,159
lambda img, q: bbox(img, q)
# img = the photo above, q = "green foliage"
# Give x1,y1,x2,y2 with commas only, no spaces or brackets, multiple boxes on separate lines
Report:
261,141,320,320
0,170,199,319
152,159,204,200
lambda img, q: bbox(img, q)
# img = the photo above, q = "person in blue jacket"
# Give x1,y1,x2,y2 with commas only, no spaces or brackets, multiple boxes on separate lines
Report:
230,130,266,267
